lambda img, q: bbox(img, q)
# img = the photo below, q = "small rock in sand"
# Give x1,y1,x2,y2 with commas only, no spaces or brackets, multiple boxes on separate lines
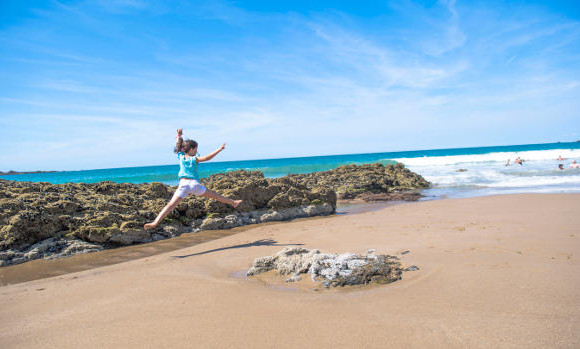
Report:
247,247,403,288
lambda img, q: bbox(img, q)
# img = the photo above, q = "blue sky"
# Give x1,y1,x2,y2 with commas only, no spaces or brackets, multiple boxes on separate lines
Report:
1,0,579,171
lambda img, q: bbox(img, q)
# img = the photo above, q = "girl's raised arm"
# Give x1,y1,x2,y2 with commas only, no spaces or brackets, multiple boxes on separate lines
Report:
197,143,226,162
175,128,183,153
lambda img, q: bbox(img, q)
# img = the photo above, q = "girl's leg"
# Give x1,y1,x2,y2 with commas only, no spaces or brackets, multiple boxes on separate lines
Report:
202,189,242,208
144,194,184,230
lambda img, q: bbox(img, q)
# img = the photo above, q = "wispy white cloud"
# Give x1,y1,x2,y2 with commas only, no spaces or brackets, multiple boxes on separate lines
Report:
420,0,466,56
32,80,102,94
486,22,577,53
1,0,579,171
38,0,96,22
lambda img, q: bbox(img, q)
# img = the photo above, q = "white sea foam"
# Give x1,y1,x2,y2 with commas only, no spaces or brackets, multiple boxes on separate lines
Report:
390,148,580,196
392,149,579,166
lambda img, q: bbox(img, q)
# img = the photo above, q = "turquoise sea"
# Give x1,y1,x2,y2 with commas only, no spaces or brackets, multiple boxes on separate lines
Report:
2,142,580,199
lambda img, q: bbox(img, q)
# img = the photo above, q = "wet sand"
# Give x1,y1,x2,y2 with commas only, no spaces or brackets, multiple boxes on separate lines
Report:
0,194,579,348
0,200,402,286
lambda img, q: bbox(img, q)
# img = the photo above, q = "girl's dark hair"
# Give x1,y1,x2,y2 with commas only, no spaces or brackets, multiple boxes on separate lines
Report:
174,138,198,154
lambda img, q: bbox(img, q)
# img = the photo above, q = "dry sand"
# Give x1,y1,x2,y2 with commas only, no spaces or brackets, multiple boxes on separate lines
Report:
0,194,579,348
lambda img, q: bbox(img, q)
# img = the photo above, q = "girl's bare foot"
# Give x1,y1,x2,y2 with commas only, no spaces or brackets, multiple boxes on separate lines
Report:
233,200,243,208
144,222,158,230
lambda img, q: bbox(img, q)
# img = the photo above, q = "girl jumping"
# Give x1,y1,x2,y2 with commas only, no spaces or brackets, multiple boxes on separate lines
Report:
144,128,242,230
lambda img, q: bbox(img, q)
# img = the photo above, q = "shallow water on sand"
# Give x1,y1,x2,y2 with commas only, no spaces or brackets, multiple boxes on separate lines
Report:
0,200,404,287
0,225,248,286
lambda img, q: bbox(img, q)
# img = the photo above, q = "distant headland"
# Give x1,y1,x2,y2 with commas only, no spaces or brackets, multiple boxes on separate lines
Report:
0,170,59,176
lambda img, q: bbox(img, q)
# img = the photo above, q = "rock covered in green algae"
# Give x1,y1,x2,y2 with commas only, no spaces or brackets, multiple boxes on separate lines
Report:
0,237,103,267
0,172,336,266
246,247,403,288
289,163,429,200
201,170,337,213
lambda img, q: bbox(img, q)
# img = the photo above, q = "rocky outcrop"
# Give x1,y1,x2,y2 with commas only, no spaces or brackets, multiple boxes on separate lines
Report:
0,172,336,266
0,238,103,267
246,247,404,288
196,204,334,230
289,163,429,200
0,163,428,267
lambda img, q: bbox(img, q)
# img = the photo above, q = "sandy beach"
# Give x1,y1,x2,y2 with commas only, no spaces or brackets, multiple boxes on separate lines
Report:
0,193,579,348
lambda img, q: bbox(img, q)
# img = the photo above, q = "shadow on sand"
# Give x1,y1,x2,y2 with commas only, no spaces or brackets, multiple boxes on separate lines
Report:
172,238,304,259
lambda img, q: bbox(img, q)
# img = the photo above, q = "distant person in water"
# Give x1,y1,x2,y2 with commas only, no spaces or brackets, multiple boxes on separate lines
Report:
144,128,242,230
558,164,564,170
515,157,524,165
570,160,580,169
557,155,566,161
505,159,510,166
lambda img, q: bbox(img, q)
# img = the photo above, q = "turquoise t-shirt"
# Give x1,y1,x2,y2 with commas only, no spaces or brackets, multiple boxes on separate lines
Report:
177,152,200,180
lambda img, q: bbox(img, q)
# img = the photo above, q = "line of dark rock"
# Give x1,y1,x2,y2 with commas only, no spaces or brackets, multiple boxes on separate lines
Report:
0,170,59,176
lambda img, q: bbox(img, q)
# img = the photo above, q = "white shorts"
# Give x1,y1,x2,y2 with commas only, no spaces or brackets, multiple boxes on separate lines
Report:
174,178,207,198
